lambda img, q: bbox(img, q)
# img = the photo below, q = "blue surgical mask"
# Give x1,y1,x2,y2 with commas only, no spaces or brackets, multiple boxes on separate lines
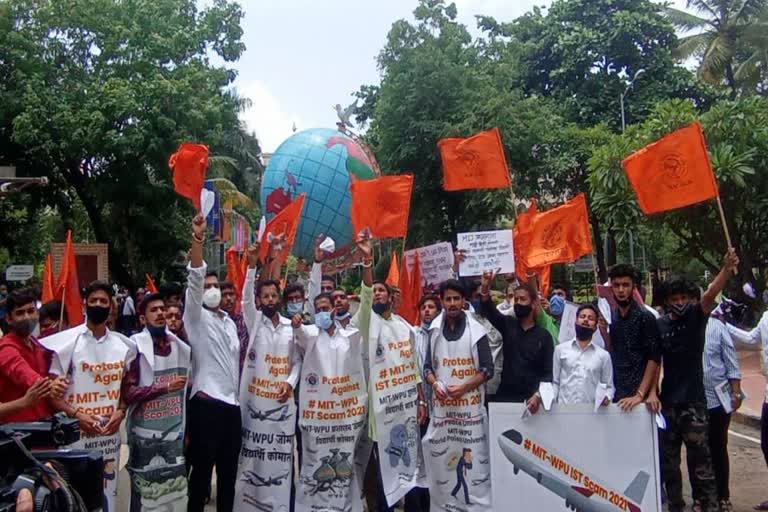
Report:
315,311,333,330
287,302,304,316
549,295,565,316
335,311,351,321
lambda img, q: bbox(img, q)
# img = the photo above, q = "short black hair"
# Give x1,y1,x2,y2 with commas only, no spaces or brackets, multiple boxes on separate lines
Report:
372,280,392,295
608,264,639,285
138,293,165,315
576,303,599,318
439,279,467,299
165,301,183,313
662,275,698,301
220,280,236,292
321,275,334,283
6,288,36,315
205,271,218,280
514,282,538,301
39,300,63,323
418,294,441,311
84,280,114,300
158,282,183,298
256,279,281,297
313,292,333,309
283,283,305,302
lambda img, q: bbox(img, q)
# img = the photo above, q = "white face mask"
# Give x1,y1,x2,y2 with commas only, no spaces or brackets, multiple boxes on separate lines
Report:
203,287,221,309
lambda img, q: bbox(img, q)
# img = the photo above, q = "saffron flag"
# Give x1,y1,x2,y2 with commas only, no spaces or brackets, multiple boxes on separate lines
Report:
350,175,413,239
524,194,593,269
225,246,243,313
259,194,306,265
397,252,418,326
145,274,158,294
169,143,209,210
386,252,400,287
622,122,718,214
55,231,84,326
438,127,511,191
513,200,538,279
42,254,55,303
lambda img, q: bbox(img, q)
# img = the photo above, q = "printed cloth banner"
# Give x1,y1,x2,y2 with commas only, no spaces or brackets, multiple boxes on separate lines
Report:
126,331,191,511
423,313,492,512
489,403,661,512
295,324,368,512
234,330,296,511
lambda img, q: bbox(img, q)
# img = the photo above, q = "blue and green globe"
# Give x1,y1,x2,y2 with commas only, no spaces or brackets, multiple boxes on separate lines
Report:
260,128,376,261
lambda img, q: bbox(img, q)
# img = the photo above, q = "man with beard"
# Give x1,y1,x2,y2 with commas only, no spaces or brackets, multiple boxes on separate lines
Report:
220,281,250,375
124,293,190,511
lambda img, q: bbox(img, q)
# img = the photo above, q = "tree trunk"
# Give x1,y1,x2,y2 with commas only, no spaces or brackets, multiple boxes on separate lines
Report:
590,213,608,281
725,61,738,100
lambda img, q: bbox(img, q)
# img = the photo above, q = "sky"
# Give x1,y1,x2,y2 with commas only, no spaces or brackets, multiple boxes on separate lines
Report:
233,0,690,152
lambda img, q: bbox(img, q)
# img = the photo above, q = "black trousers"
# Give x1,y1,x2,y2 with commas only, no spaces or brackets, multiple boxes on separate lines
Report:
187,395,242,512
707,406,732,500
762,402,768,467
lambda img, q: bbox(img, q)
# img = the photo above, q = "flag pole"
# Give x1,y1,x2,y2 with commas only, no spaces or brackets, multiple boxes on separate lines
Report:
58,281,67,332
508,184,517,221
715,194,737,275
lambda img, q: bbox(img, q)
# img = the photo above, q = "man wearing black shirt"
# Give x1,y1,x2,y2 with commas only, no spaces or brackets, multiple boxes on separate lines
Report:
606,264,661,412
479,271,553,411
657,250,738,512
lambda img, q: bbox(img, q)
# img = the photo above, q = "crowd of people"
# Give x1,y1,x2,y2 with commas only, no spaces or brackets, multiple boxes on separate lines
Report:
0,212,764,512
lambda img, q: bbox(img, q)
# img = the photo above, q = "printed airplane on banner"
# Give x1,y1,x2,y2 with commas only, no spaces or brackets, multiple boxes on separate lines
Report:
497,429,649,512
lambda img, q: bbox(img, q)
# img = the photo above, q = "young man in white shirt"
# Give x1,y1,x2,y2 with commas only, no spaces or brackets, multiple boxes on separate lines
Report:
184,213,242,512
552,304,614,406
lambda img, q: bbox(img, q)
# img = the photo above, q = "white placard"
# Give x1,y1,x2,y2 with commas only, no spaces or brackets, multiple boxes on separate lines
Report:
456,230,514,277
490,403,661,512
557,301,606,348
5,264,33,281
404,241,455,290
200,188,216,218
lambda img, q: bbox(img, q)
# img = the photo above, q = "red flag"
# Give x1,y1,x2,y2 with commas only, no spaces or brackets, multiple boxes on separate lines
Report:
42,254,55,303
55,231,84,327
145,274,158,294
622,122,718,214
524,194,593,268
438,128,511,191
259,194,306,265
225,246,243,313
169,143,209,210
397,253,418,326
350,175,413,239
386,252,400,287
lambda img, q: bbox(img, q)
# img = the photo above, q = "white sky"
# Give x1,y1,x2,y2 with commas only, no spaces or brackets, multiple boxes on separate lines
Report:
234,0,690,152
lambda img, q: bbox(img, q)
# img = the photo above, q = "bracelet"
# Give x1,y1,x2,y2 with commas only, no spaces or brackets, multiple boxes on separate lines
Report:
418,400,427,407
192,233,205,244
362,260,373,268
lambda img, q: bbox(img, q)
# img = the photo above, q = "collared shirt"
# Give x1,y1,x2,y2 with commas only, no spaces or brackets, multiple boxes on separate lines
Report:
0,332,54,422
423,313,494,381
703,316,741,409
184,263,241,406
657,304,707,405
230,311,250,376
121,334,172,406
553,338,614,405
609,302,660,401
480,298,553,403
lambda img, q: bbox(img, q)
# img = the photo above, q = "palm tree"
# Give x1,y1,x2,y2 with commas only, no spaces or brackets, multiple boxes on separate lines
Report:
664,0,768,97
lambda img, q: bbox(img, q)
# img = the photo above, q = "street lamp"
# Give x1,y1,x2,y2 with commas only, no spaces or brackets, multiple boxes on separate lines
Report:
620,69,645,133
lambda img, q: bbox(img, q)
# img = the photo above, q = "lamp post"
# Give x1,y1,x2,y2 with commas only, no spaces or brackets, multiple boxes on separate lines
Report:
620,69,645,266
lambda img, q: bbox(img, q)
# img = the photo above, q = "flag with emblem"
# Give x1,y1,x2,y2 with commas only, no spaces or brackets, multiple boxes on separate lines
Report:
259,193,306,265
438,128,511,191
350,175,413,239
524,194,593,268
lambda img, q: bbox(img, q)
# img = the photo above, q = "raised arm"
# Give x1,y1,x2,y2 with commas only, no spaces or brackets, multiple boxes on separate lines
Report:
352,232,374,337
184,214,208,326
478,270,507,337
242,241,263,331
701,249,739,314
307,235,325,317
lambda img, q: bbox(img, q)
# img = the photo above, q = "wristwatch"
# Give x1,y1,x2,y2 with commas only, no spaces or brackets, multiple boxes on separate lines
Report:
418,400,427,407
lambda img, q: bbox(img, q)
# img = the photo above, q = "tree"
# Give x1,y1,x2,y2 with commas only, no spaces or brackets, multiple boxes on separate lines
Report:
0,0,249,286
665,0,768,97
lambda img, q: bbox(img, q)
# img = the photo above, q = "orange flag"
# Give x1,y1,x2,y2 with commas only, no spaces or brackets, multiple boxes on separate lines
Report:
438,127,511,191
622,122,718,214
42,254,55,303
169,143,209,210
513,200,538,279
225,246,243,313
350,175,413,239
386,252,400,287
409,251,423,322
259,194,306,265
145,274,158,294
55,231,84,327
524,194,593,268
397,252,418,326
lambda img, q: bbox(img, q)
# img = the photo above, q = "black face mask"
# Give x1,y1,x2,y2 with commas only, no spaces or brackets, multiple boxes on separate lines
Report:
261,304,278,318
575,324,596,341
372,303,389,315
10,318,38,338
86,305,110,325
669,303,691,318
615,297,632,308
514,303,532,319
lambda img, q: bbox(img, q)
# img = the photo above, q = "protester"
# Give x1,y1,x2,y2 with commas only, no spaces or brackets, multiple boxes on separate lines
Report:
465,280,504,397
703,298,743,512
285,282,311,324
124,293,191,511
159,281,184,306
38,300,67,338
0,289,68,422
291,292,367,512
656,249,738,512
183,213,241,512
43,280,136,511
423,279,493,510
497,281,560,343
220,280,250,375
307,235,336,317
551,303,614,405
605,264,661,410
234,236,301,511
331,288,353,328
479,271,553,411
164,302,188,343
545,283,569,326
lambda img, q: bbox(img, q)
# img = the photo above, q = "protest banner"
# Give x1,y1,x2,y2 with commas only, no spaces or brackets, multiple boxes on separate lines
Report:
490,403,661,512
404,241,455,290
557,301,606,349
456,230,514,277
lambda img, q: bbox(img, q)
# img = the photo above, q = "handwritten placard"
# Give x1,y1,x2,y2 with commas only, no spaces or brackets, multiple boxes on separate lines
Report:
404,241,455,290
456,230,514,277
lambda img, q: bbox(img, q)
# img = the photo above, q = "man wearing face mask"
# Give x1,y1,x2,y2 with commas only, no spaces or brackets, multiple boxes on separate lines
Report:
655,249,738,512
307,234,337,318
0,289,68,422
332,289,353,328
43,281,136,512
124,293,191,511
545,284,569,327
220,281,250,376
38,300,67,338
284,283,310,324
182,213,242,512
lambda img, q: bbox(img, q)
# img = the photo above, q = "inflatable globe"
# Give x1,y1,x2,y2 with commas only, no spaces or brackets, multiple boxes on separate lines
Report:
260,128,377,261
